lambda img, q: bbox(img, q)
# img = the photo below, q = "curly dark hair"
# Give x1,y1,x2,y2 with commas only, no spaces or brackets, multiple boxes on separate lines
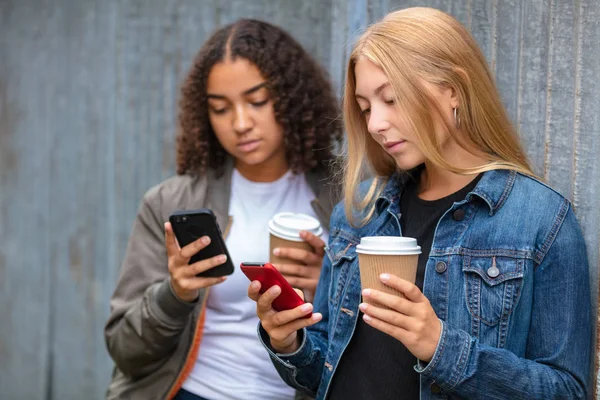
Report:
176,19,343,176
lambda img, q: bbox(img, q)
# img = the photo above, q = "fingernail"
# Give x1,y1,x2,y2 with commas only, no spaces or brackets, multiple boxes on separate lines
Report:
251,281,260,290
363,314,372,322
220,277,227,282
380,273,390,281
273,248,280,256
300,303,313,312
202,236,211,244
362,289,371,296
359,303,368,311
311,313,322,321
219,255,227,262
270,285,281,295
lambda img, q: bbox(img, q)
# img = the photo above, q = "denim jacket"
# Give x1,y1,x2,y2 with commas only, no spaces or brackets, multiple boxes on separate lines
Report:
259,169,592,399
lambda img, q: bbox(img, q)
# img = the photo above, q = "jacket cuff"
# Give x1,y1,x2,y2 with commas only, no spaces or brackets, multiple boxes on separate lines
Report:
149,278,198,325
414,320,473,390
258,324,314,368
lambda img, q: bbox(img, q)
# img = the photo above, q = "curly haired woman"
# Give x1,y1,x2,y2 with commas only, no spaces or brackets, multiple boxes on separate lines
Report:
104,19,342,400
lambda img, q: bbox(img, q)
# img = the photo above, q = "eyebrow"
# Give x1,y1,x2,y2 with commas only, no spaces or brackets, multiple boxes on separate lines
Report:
355,82,390,100
206,82,268,99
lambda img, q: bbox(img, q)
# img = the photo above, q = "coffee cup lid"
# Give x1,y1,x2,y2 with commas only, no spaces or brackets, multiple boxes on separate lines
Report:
356,236,421,255
268,212,323,242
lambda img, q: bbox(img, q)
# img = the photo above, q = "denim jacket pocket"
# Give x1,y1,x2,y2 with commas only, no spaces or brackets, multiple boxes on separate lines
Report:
462,256,525,327
326,229,359,304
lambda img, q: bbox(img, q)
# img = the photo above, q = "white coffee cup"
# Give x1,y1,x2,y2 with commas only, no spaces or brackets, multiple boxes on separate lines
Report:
268,212,323,264
268,212,323,242
356,236,421,255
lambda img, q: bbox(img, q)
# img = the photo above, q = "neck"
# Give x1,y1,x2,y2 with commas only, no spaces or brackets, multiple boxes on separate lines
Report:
418,143,488,201
235,156,289,183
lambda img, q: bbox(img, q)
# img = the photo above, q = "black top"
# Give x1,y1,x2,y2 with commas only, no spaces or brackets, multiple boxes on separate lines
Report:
326,173,480,400
401,174,481,290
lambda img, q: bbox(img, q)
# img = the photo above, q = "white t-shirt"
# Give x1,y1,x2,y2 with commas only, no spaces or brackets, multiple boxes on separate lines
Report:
182,169,325,400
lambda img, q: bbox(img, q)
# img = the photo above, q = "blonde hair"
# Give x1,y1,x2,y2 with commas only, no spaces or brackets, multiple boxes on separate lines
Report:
342,7,535,225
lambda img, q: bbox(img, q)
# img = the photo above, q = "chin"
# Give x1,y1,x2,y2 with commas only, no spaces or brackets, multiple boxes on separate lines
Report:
393,154,425,171
236,152,268,166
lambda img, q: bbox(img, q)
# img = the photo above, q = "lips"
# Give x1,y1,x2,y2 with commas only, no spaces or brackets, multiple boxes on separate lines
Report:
237,139,262,153
384,140,405,149
384,139,406,151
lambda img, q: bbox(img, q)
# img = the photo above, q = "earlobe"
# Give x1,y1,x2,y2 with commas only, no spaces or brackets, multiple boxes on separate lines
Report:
449,86,460,109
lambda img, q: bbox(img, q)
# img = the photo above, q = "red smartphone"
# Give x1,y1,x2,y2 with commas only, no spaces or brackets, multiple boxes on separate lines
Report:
241,262,311,317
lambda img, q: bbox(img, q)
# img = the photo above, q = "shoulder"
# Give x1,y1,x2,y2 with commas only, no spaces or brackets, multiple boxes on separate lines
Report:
143,174,205,204
140,174,211,221
513,173,570,204
506,173,572,225
501,173,584,262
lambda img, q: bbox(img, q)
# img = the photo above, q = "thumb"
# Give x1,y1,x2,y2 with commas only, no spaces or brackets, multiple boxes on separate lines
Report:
294,288,305,301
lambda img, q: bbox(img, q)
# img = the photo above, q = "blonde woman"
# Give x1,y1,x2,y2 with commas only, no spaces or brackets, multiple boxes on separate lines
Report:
248,7,592,399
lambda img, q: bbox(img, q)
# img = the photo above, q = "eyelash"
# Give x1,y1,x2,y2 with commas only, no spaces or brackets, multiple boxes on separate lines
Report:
361,99,394,115
251,99,268,108
210,99,268,115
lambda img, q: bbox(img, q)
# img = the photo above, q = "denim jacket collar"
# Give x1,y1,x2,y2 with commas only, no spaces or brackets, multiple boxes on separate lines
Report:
467,168,518,215
375,167,518,217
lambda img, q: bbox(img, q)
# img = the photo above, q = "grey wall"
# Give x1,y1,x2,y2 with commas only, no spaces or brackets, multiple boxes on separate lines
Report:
1,0,598,399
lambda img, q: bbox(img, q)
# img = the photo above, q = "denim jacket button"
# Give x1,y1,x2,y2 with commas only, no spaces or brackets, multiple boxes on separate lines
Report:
430,382,442,394
452,208,465,221
435,261,447,273
487,265,500,278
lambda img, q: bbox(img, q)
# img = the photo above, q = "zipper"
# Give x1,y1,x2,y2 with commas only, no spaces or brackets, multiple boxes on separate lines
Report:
164,293,209,399
163,216,233,399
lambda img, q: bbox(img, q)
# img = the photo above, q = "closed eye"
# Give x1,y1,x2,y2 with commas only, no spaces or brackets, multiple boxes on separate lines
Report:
210,107,228,114
251,99,269,108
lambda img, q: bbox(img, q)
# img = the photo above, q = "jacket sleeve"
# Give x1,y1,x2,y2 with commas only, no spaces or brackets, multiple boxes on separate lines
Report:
104,187,205,379
258,241,335,397
416,204,592,399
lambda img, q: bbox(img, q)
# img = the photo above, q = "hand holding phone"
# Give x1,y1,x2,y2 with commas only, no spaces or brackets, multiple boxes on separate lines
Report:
241,263,309,316
165,209,233,302
245,262,322,354
169,209,234,278
164,222,229,302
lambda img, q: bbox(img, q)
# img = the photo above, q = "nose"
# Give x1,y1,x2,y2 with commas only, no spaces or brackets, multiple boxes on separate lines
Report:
366,106,391,137
233,104,253,135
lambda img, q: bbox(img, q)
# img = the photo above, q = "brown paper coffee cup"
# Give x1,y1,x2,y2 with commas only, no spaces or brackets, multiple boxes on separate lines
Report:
269,234,314,265
356,236,421,307
358,253,419,305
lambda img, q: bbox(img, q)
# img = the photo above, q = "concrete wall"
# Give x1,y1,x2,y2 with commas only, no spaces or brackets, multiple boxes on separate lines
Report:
1,0,598,398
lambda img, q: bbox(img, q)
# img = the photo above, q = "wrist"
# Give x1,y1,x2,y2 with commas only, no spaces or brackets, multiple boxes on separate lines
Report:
421,318,443,362
170,280,199,303
271,335,299,354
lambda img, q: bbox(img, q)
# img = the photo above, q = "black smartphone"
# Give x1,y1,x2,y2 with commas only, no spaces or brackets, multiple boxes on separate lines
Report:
168,209,234,278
